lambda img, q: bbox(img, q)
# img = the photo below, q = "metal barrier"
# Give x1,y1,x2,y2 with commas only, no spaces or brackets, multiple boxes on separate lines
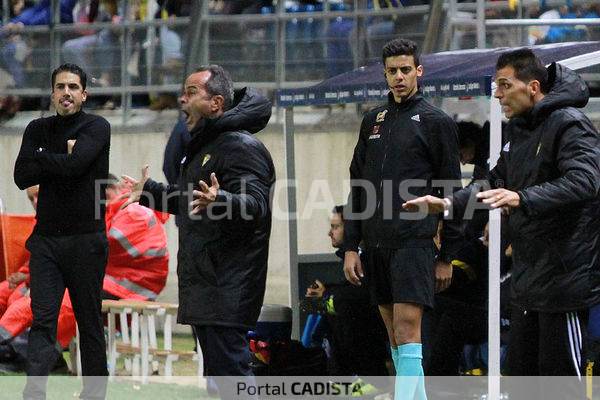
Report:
1,0,599,121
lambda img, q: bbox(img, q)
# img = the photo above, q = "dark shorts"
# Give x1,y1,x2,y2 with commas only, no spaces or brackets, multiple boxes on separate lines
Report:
365,246,436,309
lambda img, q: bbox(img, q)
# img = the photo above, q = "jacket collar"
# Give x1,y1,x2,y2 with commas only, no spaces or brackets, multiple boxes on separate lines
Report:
387,90,423,109
184,87,271,163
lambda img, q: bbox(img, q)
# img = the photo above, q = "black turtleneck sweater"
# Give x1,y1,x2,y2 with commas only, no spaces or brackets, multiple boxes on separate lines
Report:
14,110,111,235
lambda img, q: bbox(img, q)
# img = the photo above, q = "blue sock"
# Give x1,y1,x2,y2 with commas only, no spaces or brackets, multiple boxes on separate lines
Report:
394,343,427,400
391,346,399,368
414,364,427,400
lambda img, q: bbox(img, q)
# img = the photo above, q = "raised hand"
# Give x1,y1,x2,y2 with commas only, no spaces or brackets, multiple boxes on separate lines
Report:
120,165,150,209
190,172,220,215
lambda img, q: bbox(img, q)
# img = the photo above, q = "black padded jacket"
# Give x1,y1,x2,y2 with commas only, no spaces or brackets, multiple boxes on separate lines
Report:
453,63,600,312
142,87,275,329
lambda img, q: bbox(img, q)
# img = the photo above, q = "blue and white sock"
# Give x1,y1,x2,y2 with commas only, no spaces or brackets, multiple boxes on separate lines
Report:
394,343,427,400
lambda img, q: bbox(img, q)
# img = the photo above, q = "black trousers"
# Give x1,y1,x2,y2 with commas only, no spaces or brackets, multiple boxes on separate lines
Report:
23,232,108,400
506,306,588,400
193,325,257,400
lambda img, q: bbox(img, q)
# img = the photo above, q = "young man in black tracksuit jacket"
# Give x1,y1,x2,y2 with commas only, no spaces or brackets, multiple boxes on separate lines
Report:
14,63,110,400
343,38,462,400
406,49,600,400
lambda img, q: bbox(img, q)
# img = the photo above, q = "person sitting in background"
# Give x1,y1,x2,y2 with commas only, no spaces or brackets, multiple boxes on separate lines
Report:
0,175,169,371
300,205,389,379
425,221,512,378
102,174,170,301
0,185,37,318
457,121,489,184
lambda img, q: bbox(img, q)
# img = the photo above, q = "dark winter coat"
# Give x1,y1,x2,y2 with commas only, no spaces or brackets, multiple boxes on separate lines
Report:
142,87,275,329
453,63,600,312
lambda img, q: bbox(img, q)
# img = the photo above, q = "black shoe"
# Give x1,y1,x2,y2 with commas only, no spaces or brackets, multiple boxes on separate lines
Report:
0,359,26,374
51,354,70,374
0,343,18,363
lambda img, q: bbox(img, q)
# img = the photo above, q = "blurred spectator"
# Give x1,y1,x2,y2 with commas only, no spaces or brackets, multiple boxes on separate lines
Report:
326,1,354,77
62,0,119,91
210,0,273,15
1,0,76,91
544,3,587,43
1,0,31,21
148,0,189,110
6,0,76,27
529,0,594,44
528,3,560,45
327,0,428,77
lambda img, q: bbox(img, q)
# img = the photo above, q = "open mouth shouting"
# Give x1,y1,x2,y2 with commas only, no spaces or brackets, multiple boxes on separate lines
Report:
182,109,195,130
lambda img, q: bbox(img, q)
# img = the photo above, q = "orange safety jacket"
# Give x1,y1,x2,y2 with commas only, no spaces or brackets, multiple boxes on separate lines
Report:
0,192,170,347
103,191,169,301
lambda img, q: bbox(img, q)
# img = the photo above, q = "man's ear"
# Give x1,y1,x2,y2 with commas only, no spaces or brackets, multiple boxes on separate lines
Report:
528,80,541,97
416,64,423,78
211,95,224,112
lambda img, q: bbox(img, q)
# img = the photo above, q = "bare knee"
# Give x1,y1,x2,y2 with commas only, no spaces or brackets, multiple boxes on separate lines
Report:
393,318,420,345
393,303,423,345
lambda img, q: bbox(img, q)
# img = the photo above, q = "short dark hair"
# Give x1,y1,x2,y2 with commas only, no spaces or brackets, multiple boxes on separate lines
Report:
457,121,484,150
496,49,548,93
51,63,87,91
106,173,120,189
382,38,420,67
195,64,235,111
332,205,345,220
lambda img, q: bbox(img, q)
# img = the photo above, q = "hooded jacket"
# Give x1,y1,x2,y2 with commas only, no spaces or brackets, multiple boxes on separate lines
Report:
104,191,169,301
142,87,275,329
453,63,600,312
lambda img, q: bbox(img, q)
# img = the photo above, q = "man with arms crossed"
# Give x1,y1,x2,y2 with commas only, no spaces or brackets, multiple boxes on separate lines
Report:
405,49,600,400
14,63,110,400
343,38,462,400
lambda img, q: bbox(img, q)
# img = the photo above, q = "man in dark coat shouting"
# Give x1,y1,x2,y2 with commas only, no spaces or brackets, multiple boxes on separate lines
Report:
405,49,600,400
122,64,275,398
